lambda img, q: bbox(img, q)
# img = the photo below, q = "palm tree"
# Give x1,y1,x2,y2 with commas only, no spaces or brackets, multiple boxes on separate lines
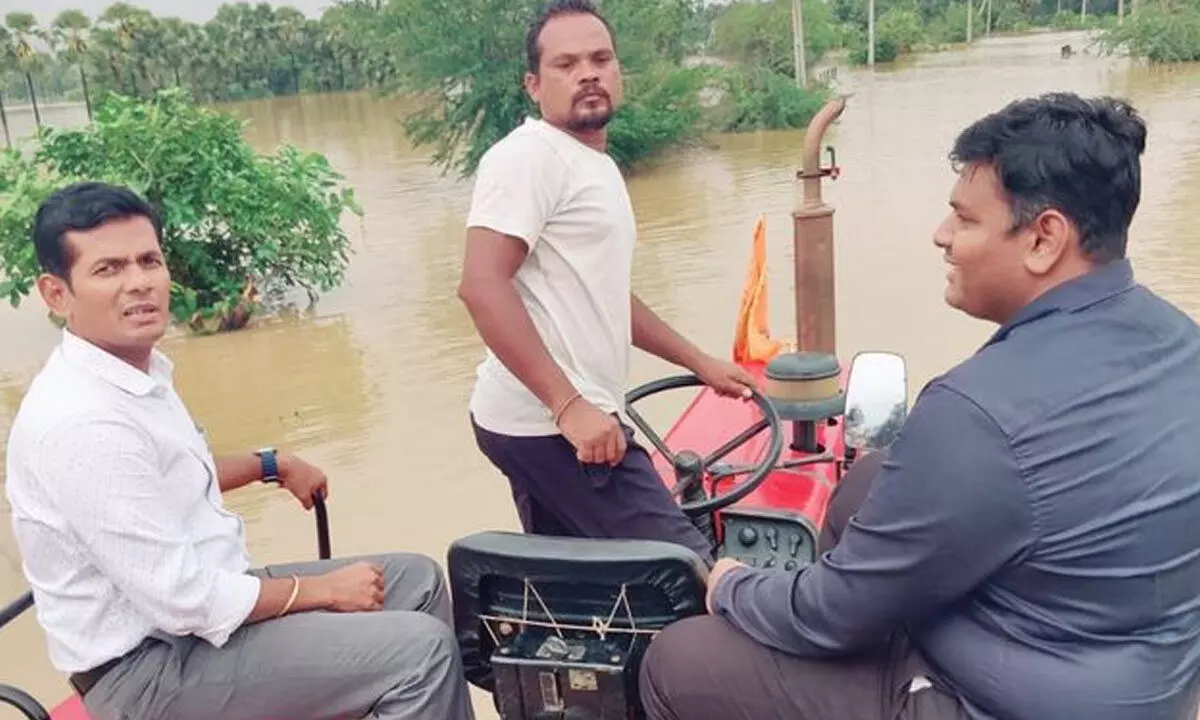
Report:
51,10,92,120
97,3,152,96
5,12,43,129
157,18,194,91
0,27,12,148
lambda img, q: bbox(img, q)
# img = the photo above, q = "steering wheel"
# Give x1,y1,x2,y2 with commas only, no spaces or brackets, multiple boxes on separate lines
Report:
625,374,785,517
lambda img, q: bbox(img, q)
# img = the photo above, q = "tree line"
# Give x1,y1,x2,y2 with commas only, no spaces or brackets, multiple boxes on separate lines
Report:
1,0,1186,336
1,0,1176,171
1,0,1145,112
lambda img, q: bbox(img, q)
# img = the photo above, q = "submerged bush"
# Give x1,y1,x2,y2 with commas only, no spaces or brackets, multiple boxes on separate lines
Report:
0,88,362,333
1097,4,1200,62
706,65,831,133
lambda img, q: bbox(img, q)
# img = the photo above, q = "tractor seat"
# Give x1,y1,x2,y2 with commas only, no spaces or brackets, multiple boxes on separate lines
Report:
447,530,709,713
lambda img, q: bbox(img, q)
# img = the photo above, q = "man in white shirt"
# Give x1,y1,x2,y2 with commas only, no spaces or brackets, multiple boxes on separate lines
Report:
457,0,753,565
5,182,475,720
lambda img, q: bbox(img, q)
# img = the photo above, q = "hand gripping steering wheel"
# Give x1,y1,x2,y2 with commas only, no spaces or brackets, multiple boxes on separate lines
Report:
625,374,785,517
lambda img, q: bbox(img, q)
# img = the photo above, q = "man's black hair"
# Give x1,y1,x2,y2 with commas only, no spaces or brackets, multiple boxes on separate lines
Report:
32,181,163,281
525,0,616,75
950,92,1147,263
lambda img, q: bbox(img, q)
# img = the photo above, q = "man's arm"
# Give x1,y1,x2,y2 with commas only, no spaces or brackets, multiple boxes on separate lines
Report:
457,135,580,417
631,293,756,398
216,454,265,493
631,293,705,371
711,382,1034,657
458,229,578,415
40,418,334,646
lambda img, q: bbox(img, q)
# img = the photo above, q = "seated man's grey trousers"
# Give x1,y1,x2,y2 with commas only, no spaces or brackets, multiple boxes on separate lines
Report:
81,552,477,720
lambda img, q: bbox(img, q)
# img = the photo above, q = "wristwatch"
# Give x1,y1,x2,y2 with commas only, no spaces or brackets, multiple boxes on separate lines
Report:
255,447,280,484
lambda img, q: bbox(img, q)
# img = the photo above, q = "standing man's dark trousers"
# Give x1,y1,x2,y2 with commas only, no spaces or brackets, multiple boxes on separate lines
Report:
471,416,715,564
638,451,969,720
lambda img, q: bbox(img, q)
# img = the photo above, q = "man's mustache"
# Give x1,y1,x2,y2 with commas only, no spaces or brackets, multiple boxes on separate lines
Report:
573,87,611,104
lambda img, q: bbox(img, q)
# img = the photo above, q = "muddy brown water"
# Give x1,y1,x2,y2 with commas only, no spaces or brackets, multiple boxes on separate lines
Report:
1,29,1198,717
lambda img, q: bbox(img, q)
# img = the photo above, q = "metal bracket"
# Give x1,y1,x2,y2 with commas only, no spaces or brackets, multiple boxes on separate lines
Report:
797,145,840,180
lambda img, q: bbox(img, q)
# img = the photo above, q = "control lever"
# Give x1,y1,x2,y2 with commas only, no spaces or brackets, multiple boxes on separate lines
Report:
764,527,778,551
788,533,800,558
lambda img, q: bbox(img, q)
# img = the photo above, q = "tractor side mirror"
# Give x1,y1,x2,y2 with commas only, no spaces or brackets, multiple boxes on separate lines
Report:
843,351,908,452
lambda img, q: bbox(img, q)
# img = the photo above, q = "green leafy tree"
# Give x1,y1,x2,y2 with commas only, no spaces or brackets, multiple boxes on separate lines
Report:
1097,0,1200,62
383,0,709,177
0,89,362,333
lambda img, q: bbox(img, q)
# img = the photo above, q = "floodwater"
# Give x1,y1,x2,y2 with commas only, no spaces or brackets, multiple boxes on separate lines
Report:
1,29,1198,717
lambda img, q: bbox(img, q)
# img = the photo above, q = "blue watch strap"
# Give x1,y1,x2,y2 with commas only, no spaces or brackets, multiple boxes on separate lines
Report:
257,448,279,483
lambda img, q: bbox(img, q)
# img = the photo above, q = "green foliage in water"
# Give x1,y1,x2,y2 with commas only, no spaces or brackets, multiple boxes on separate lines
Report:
847,7,928,63
709,0,841,77
706,65,832,132
1098,2,1200,62
383,0,831,177
381,0,713,177
829,0,1127,65
0,88,362,333
605,64,711,170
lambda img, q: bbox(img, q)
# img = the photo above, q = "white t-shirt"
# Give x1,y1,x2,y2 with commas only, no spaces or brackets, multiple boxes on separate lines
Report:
466,117,637,437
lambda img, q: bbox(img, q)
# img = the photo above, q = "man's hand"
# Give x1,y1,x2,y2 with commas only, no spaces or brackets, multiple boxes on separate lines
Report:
706,557,748,613
558,397,627,465
694,355,757,400
278,454,329,510
310,562,386,612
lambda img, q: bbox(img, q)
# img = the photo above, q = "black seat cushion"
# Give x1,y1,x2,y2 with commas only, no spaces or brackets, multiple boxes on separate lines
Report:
447,531,710,690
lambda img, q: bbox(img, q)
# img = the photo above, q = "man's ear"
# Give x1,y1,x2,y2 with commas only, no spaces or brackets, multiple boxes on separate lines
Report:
524,71,540,104
36,273,72,321
1023,208,1075,277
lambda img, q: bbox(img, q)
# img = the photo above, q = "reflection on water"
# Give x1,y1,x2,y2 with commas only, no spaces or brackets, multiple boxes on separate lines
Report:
0,30,1198,713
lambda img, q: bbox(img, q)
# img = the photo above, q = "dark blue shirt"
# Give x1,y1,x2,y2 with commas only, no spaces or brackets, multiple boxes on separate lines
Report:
714,260,1200,720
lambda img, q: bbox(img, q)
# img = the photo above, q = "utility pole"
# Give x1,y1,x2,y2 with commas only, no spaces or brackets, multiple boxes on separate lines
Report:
792,0,807,87
868,0,876,65
967,0,973,43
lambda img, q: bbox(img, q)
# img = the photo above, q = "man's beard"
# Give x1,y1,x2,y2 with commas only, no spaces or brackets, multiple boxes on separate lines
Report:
567,89,615,131
568,108,614,131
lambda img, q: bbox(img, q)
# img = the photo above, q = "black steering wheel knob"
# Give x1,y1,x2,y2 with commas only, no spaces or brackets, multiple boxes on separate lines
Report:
673,450,705,476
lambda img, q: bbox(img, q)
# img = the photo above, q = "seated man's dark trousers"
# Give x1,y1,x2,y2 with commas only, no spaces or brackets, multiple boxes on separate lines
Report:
638,451,969,720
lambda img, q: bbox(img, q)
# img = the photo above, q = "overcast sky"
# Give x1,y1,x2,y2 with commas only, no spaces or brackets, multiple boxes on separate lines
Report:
2,0,334,24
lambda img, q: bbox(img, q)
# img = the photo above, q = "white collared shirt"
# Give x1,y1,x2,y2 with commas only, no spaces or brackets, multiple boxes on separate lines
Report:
5,330,261,673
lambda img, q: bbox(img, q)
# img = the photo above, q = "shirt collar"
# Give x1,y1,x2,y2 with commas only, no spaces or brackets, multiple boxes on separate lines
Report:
982,259,1136,349
59,329,174,397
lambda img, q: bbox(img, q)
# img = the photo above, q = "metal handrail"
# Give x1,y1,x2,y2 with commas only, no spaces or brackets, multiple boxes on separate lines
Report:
0,684,50,720
0,591,33,631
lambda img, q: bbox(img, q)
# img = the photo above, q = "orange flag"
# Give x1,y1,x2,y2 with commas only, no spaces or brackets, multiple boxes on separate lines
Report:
733,215,784,363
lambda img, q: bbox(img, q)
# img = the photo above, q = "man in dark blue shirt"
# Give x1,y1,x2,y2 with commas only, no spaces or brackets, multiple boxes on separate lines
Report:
638,93,1200,720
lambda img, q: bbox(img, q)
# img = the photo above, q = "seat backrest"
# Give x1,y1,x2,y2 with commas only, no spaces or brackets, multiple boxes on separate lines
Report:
447,531,709,691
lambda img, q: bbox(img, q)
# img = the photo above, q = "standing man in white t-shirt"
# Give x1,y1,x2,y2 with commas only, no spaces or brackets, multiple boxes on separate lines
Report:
457,0,753,564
